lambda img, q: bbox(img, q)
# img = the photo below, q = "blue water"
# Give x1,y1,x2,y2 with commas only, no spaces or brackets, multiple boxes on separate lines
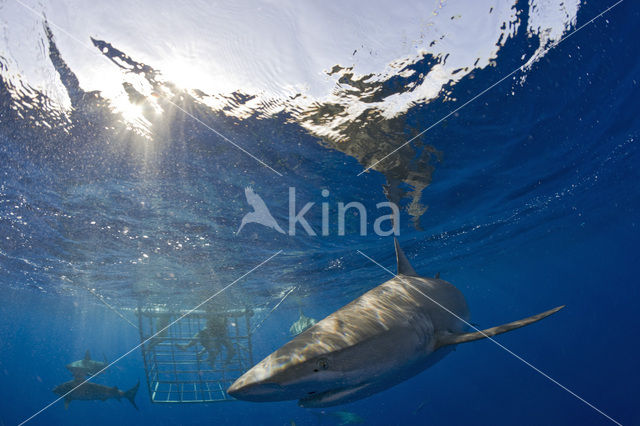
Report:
1,1,639,425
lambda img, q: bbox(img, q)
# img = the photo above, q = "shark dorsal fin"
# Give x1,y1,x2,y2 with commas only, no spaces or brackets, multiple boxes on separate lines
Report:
394,238,418,276
84,350,91,361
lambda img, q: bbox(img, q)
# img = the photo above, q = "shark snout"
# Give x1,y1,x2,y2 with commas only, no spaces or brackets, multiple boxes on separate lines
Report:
227,378,285,401
228,356,313,402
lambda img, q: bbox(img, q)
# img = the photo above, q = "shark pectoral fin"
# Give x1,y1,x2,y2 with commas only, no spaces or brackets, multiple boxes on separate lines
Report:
437,305,565,348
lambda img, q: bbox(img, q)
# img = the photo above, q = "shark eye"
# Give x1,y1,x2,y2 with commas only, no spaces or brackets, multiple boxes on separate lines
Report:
314,358,329,372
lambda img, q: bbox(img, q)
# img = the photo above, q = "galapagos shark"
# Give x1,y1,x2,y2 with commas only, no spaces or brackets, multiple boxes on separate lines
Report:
227,238,564,407
66,350,108,380
53,379,139,410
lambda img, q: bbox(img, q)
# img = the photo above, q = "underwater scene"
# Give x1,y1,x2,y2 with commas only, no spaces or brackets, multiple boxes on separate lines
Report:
0,0,638,425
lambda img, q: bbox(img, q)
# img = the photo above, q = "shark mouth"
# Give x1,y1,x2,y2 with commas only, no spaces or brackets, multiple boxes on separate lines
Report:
298,383,371,408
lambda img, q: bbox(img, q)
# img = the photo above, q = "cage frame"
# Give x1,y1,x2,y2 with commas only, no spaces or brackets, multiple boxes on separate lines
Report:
136,305,255,403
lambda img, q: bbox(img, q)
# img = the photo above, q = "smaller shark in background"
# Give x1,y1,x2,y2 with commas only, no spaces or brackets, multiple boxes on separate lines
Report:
53,379,139,410
66,350,107,379
289,309,317,336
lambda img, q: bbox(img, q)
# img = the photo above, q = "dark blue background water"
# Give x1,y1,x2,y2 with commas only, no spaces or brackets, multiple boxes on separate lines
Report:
1,1,639,425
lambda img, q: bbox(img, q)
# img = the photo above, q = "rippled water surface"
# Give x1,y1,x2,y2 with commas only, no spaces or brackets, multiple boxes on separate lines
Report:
1,1,639,425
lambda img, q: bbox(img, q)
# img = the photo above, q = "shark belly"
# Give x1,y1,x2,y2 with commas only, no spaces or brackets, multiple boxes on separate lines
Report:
299,339,456,408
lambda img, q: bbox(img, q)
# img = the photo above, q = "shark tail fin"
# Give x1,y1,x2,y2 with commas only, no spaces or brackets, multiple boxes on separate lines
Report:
123,380,140,410
437,306,565,348
84,350,91,361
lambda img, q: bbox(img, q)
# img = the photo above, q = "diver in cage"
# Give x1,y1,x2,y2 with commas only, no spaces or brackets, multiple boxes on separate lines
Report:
147,312,172,350
177,313,236,366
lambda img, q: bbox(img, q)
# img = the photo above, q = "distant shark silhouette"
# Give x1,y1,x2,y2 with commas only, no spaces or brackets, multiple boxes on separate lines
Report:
289,309,317,336
66,350,107,380
228,238,564,407
53,379,139,410
237,187,285,235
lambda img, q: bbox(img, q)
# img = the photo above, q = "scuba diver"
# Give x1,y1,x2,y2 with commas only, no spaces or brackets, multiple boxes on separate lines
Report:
178,313,236,367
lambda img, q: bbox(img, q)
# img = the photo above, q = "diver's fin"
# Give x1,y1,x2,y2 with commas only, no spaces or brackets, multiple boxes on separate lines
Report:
64,397,71,410
84,350,91,361
436,306,565,348
394,238,418,276
124,380,140,410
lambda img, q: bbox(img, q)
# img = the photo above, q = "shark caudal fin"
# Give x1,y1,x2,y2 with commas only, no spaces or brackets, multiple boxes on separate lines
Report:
394,238,418,276
123,380,140,410
437,306,565,348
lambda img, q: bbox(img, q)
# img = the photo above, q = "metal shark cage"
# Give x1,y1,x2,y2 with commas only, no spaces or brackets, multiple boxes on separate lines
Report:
136,305,255,403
